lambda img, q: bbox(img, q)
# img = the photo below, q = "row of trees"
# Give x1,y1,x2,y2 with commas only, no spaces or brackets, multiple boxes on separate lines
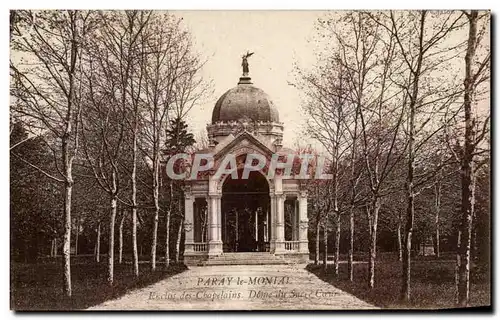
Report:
10,10,207,297
295,10,490,307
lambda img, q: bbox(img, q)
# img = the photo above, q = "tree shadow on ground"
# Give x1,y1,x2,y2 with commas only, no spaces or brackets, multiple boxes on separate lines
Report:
306,257,490,310
11,260,188,310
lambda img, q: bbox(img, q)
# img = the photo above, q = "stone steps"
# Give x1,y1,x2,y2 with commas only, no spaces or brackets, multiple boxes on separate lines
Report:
201,259,287,266
199,252,289,266
217,253,275,258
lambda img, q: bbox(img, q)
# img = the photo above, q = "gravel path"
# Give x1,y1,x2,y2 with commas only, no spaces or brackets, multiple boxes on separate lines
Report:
88,264,376,310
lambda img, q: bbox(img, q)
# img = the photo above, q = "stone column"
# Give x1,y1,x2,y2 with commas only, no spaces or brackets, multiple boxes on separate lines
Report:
291,198,297,241
269,194,276,252
184,193,195,253
298,191,309,253
208,194,222,255
274,193,285,253
206,195,212,241
296,198,301,240
255,210,258,242
216,195,222,245
265,209,269,242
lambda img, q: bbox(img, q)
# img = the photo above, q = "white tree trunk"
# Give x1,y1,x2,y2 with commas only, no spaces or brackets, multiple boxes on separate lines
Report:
348,207,354,281
323,219,328,272
150,182,160,270
151,206,159,270
95,222,101,263
334,213,340,276
164,210,171,267
397,211,403,261
107,195,117,285
131,132,139,277
368,200,380,289
434,183,441,258
175,219,183,263
118,212,125,264
455,230,462,303
457,10,480,307
151,146,160,270
62,159,73,297
401,11,425,302
164,182,173,267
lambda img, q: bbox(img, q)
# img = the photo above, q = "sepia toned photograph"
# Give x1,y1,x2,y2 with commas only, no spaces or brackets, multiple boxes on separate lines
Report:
9,9,490,311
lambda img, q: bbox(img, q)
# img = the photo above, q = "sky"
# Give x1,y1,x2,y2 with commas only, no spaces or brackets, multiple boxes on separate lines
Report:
176,10,491,152
10,10,490,150
175,11,324,147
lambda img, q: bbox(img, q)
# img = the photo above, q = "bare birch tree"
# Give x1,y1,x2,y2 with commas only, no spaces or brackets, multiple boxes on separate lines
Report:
370,10,472,301
294,53,351,277
10,10,97,297
456,10,490,307
80,51,129,285
118,208,125,264
81,10,152,281
337,12,406,289
138,12,203,270
295,11,406,287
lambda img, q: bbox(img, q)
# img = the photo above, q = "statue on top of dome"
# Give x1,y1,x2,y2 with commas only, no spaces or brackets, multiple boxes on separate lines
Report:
241,51,254,76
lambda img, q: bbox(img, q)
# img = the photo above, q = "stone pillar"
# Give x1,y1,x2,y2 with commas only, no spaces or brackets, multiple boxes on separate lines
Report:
265,209,269,242
216,195,222,245
208,194,222,255
296,198,301,240
255,209,258,241
269,194,276,252
184,193,195,253
206,196,212,241
298,191,309,253
291,198,297,241
273,193,285,253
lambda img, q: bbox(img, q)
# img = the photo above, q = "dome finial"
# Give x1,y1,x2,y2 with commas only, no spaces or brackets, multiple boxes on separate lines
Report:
239,51,254,85
241,51,254,76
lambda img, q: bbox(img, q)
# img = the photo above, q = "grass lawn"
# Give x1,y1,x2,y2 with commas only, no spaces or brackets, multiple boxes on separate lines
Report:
11,258,188,311
307,254,491,310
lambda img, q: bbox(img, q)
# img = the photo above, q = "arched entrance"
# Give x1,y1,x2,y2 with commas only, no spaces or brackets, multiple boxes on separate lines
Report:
221,169,270,252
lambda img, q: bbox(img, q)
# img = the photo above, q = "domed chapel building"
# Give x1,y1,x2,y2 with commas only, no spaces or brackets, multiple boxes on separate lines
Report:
182,62,310,265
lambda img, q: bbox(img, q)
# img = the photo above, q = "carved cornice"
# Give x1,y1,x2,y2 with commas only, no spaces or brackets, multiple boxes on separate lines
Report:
207,120,284,132
212,131,275,162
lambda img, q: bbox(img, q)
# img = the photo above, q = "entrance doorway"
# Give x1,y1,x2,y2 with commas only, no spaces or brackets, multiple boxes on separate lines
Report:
221,169,270,252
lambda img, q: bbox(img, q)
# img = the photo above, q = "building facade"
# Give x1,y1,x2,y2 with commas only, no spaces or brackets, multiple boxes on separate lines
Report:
183,74,309,265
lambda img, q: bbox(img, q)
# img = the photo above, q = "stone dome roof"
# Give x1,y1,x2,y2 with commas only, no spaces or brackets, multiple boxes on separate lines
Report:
211,77,279,123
